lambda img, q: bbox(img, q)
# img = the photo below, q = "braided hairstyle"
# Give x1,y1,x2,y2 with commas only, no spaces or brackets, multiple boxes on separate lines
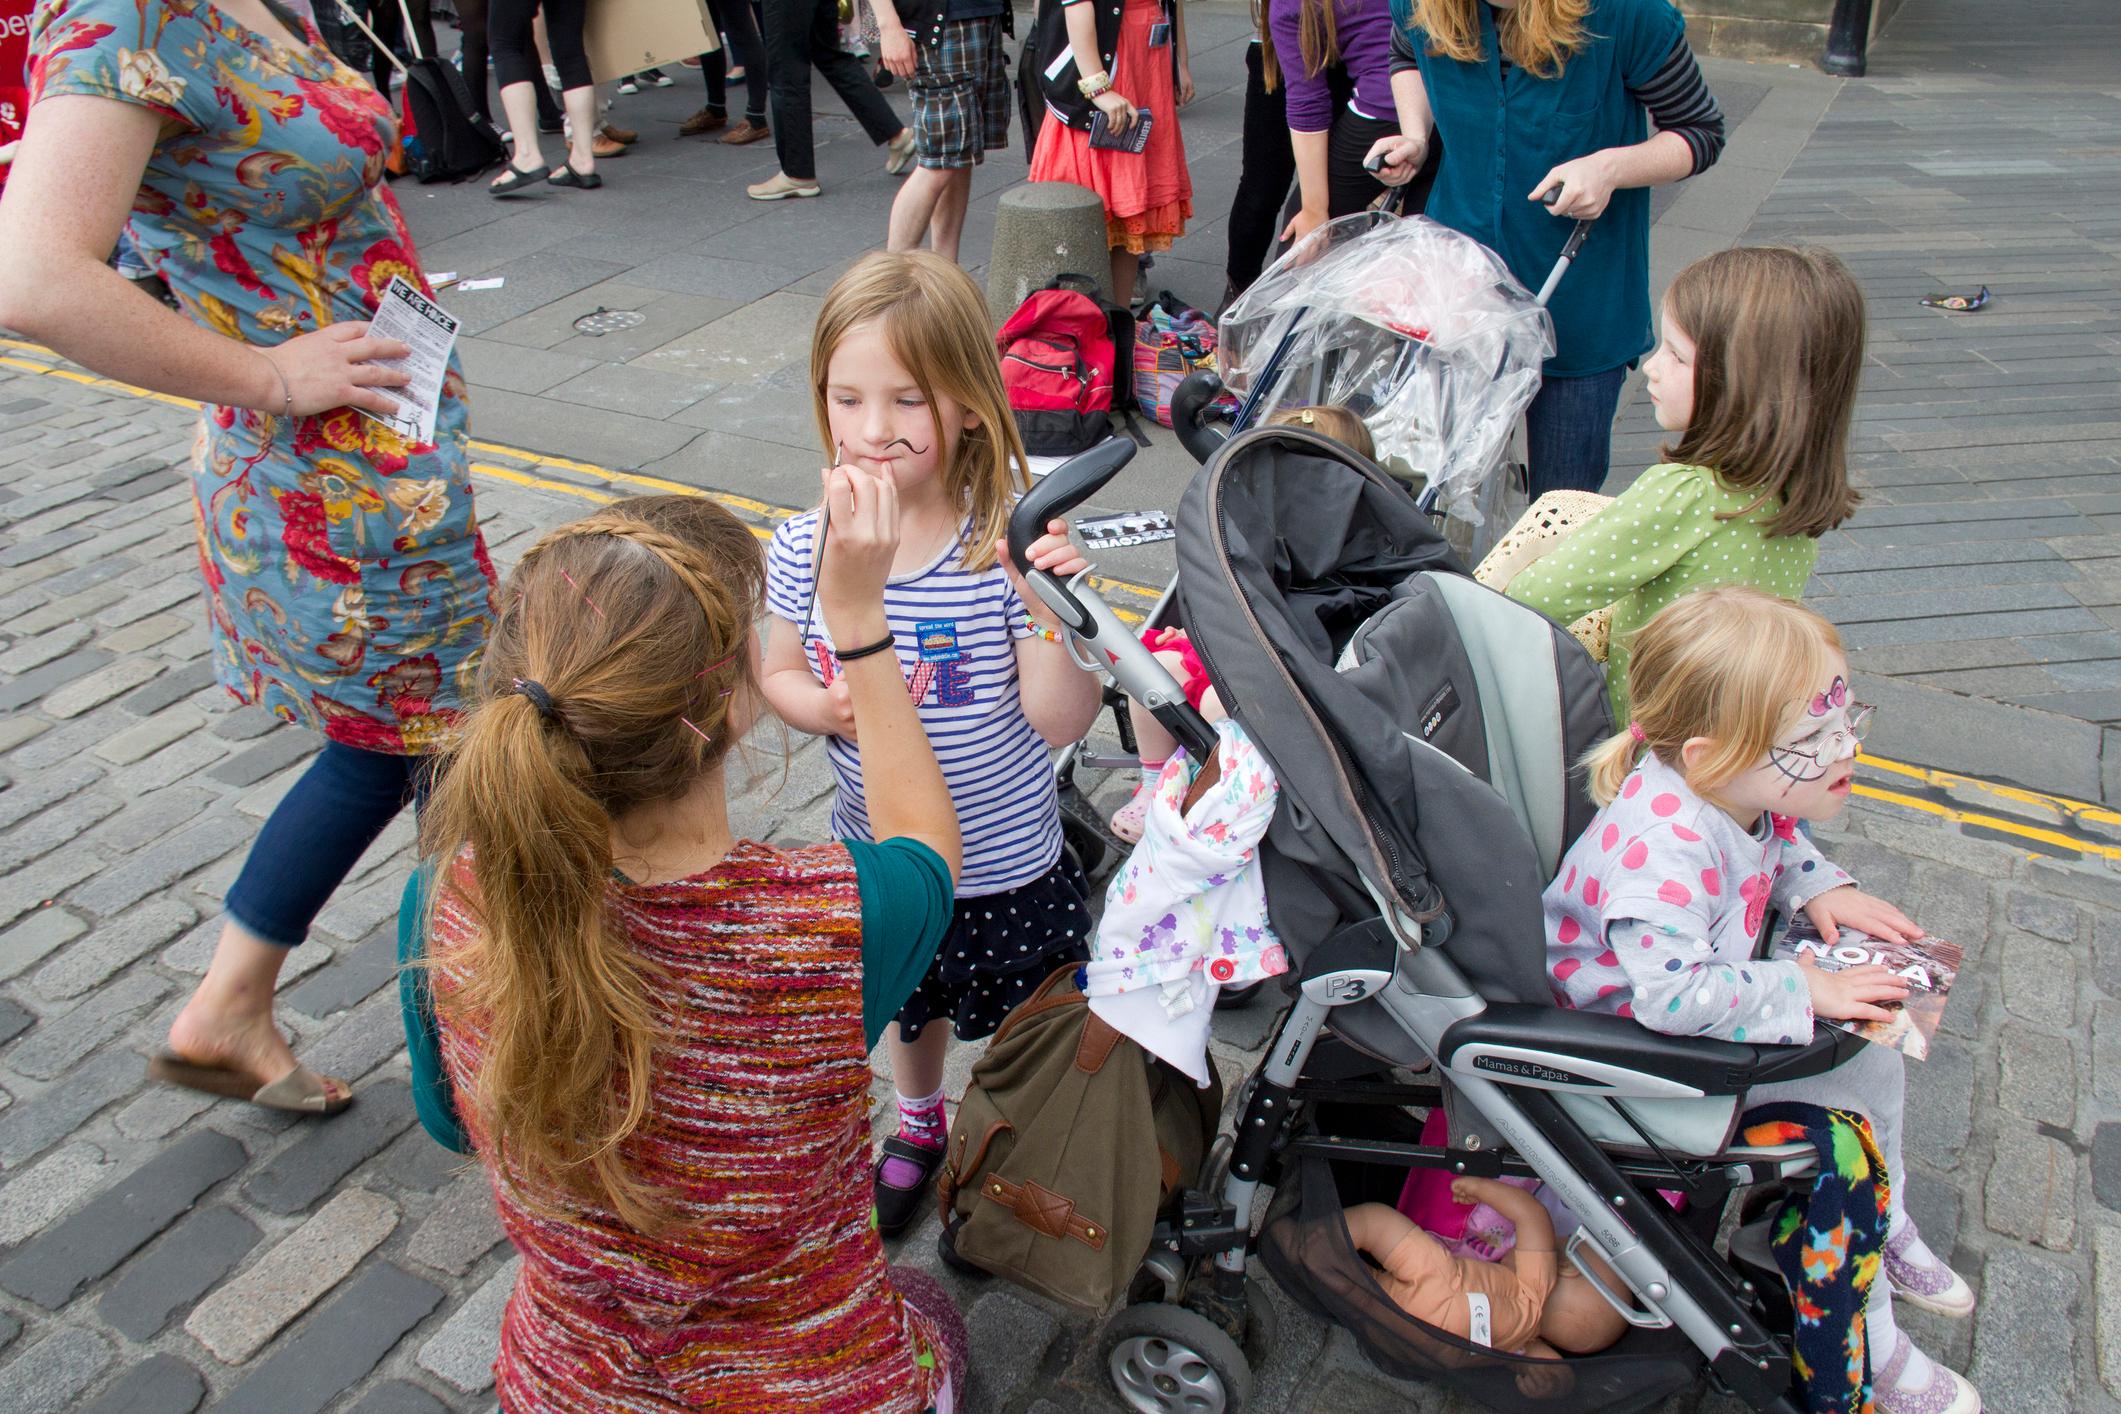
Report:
422,494,763,1234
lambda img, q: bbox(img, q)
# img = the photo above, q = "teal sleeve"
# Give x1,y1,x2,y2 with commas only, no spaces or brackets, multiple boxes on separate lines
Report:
1505,464,1716,627
847,838,956,1050
398,865,471,1155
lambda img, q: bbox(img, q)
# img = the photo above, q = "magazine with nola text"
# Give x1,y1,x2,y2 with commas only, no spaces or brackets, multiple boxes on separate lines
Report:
1769,918,1963,1061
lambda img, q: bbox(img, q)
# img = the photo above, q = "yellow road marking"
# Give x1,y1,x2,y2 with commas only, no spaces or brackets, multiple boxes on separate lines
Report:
11,336,2120,856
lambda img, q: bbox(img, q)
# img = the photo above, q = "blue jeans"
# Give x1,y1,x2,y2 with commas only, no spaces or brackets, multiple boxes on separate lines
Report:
224,741,426,947
1524,365,1628,498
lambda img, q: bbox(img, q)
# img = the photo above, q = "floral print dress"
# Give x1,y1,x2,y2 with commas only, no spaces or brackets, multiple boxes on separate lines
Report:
29,0,495,753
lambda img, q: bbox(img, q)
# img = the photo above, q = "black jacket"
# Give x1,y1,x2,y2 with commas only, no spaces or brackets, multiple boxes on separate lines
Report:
893,0,1013,50
1030,0,1127,131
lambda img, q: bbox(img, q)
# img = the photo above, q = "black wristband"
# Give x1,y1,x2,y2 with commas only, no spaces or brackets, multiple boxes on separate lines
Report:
834,633,897,663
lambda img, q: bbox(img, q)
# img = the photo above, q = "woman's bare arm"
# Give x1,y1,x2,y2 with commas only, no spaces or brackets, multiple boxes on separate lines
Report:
0,94,410,415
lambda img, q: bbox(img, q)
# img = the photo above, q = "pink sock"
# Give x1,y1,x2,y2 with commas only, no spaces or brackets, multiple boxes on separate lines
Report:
881,1088,946,1189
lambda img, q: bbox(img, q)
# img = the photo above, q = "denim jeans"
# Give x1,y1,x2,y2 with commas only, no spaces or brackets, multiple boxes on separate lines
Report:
1524,364,1628,498
223,741,427,947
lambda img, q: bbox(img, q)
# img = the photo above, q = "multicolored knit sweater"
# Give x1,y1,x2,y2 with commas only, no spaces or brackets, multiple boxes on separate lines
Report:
428,842,949,1412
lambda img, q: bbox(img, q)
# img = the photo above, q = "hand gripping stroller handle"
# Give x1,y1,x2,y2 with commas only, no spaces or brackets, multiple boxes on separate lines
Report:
1006,437,1136,571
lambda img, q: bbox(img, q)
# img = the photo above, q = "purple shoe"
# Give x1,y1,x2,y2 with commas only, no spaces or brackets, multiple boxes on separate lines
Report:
1873,1335,1980,1414
1884,1223,1975,1317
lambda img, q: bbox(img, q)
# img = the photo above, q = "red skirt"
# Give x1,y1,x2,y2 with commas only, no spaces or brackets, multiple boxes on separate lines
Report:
1028,0,1192,253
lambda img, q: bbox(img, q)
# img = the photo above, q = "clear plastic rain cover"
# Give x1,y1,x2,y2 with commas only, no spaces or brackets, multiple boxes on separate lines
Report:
1218,212,1555,523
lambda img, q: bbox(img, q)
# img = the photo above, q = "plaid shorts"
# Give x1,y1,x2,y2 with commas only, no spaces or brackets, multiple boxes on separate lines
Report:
910,16,1011,170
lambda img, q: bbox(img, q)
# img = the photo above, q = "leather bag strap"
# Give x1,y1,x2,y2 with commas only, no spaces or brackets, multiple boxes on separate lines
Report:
979,1175,1110,1251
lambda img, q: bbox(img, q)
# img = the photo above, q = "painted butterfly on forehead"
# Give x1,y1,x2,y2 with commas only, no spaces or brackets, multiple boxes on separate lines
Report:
1809,676,1848,718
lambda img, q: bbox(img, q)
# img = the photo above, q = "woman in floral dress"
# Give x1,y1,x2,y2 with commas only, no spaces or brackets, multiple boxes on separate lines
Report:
0,0,496,1114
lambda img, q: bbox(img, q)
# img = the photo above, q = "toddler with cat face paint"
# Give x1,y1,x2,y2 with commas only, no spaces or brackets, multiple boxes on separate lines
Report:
1543,585,1980,1414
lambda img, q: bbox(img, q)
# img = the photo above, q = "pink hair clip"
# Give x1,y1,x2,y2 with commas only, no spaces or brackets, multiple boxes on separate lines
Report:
680,717,713,746
1627,722,1646,744
695,650,739,678
558,568,606,620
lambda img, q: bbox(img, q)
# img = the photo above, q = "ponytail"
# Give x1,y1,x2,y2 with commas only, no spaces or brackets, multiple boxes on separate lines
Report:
1583,730,1644,807
428,692,666,1231
422,495,765,1236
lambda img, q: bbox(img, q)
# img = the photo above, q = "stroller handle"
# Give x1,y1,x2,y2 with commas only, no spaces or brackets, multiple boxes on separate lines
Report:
1007,438,1221,763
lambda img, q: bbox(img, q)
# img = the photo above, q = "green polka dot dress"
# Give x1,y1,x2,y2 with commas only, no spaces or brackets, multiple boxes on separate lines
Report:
1505,463,1820,723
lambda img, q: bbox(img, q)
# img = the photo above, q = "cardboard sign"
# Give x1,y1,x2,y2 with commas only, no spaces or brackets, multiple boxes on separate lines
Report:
583,0,718,86
0,0,35,185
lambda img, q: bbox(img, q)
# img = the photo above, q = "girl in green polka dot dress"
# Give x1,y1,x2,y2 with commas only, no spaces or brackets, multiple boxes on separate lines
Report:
1508,246,1866,722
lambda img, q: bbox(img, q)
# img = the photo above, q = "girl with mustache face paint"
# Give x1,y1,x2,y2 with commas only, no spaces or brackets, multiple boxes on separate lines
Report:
1545,586,1980,1414
760,252,1106,1240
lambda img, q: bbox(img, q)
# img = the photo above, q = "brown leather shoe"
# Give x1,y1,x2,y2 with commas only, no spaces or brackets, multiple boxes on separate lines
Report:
599,121,638,145
591,131,626,160
679,106,728,137
719,117,770,146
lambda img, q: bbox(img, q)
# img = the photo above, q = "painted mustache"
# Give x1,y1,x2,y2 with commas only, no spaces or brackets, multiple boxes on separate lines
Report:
882,437,927,456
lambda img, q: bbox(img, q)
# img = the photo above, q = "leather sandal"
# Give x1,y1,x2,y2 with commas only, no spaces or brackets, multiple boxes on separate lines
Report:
489,162,548,197
874,1134,946,1236
549,163,603,190
147,1051,354,1116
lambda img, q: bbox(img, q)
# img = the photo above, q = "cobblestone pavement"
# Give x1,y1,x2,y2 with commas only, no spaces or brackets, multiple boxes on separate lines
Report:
2,342,2119,1414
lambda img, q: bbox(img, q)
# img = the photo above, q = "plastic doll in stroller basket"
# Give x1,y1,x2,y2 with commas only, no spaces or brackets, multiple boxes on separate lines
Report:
1108,404,1376,844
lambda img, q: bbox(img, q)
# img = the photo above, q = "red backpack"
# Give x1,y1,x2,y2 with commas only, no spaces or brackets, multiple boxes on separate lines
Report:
998,286,1121,457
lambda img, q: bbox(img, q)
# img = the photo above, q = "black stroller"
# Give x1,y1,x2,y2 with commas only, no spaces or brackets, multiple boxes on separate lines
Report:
1003,432,1867,1413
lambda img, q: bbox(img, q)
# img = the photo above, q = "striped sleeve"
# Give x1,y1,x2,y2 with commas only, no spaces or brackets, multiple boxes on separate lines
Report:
1629,39,1725,175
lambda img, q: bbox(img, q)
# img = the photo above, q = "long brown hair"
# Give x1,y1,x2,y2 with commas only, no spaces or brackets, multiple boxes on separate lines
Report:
1412,0,1589,78
1662,246,1865,539
1297,0,1342,79
422,495,764,1234
810,250,1031,573
1584,586,1842,805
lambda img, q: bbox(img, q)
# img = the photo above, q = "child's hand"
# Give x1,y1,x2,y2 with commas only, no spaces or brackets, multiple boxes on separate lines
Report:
1798,952,1910,1024
1802,885,1922,947
996,523,1088,631
817,462,899,635
821,676,857,743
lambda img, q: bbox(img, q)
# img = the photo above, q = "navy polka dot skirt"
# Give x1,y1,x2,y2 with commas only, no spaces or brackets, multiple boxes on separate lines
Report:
894,853,1092,1042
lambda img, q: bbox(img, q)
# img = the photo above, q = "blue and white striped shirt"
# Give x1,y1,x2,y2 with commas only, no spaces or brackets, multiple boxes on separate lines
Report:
766,510,1063,896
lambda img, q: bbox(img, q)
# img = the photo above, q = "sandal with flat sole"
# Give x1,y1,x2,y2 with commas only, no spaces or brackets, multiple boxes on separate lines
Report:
489,163,548,196
147,1051,354,1116
549,163,603,190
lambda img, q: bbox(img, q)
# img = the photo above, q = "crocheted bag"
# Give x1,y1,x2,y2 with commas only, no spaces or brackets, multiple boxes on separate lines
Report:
1472,490,1617,661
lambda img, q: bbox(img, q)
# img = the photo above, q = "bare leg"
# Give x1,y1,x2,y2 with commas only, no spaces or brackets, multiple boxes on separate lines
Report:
887,1021,950,1100
165,923,345,1100
559,84,599,173
887,166,953,253
928,168,973,262
493,80,546,176
1109,245,1139,308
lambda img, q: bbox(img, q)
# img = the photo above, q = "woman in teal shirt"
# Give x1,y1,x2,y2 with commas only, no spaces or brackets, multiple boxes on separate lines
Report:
1369,0,1725,496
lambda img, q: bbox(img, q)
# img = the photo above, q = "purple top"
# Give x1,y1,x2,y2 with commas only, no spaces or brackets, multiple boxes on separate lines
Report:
1270,0,1396,133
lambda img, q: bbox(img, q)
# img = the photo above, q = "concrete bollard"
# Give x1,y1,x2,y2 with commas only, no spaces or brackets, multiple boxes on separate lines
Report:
985,181,1112,321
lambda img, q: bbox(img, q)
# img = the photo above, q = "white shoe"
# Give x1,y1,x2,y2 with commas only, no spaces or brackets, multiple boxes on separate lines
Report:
1875,1337,1980,1414
1884,1223,1976,1318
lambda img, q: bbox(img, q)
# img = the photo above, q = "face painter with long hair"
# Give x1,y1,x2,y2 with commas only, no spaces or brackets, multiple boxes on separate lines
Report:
759,250,1105,1237
403,485,974,1411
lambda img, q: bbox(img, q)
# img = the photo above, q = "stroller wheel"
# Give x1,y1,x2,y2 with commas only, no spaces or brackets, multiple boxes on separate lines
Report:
1103,1302,1253,1413
1239,1278,1278,1366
